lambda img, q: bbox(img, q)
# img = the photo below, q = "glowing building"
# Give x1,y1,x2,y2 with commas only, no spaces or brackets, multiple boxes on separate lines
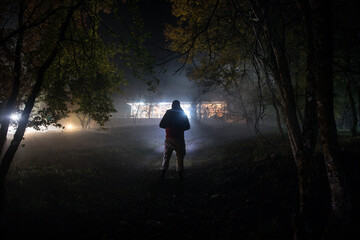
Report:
126,101,227,119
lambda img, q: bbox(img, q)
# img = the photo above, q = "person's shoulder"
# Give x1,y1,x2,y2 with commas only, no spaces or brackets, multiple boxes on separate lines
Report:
167,109,178,113
169,108,183,112
170,109,186,115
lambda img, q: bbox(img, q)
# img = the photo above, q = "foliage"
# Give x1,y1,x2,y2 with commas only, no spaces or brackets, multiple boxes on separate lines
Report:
332,0,360,134
0,0,156,216
0,0,155,129
164,0,306,127
164,0,360,237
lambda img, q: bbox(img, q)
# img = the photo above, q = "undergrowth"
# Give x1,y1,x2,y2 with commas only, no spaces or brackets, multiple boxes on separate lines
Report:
1,127,359,240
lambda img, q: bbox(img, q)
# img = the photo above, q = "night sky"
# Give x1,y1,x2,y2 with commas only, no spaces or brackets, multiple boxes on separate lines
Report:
140,0,196,102
105,0,197,103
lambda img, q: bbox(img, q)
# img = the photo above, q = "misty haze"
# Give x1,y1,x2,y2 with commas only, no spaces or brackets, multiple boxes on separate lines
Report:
1,0,360,240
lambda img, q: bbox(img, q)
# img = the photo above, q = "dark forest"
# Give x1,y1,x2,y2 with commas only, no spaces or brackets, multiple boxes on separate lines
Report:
0,0,359,239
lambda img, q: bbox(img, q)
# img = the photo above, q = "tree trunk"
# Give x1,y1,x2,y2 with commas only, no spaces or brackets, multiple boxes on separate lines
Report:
262,60,286,140
292,152,313,240
355,79,360,121
233,79,252,126
297,0,319,155
85,117,91,129
295,81,304,124
273,100,285,139
264,20,315,240
198,101,202,121
77,114,85,129
0,5,78,216
251,1,319,238
265,21,302,158
294,1,322,238
346,77,358,136
311,0,346,236
297,108,304,125
0,0,25,157
191,102,198,122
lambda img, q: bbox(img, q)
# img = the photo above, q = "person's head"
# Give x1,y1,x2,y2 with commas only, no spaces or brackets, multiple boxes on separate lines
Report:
172,100,181,110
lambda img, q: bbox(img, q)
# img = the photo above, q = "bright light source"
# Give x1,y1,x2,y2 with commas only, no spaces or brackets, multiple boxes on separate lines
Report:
10,113,20,121
183,109,191,118
67,124,73,130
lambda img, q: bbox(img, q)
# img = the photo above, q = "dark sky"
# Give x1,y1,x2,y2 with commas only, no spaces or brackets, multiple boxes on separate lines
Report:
139,0,196,102
109,0,197,103
140,0,176,49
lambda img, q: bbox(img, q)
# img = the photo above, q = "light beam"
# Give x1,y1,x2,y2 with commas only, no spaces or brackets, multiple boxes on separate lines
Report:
10,113,20,121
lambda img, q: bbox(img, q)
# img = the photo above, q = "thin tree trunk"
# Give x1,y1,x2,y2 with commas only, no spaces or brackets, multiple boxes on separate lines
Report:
262,15,315,240
273,100,285,139
0,0,25,157
0,5,78,216
355,79,360,121
295,81,304,123
191,102,198,122
198,101,202,121
133,105,140,128
76,114,85,129
346,77,358,136
252,23,286,141
270,42,314,238
265,22,302,157
297,108,304,125
311,0,346,235
262,60,286,140
85,118,91,129
294,1,321,238
250,1,318,238
339,107,348,129
233,79,251,126
297,0,319,156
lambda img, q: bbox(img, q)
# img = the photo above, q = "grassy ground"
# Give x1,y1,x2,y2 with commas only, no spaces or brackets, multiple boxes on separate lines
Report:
1,123,359,239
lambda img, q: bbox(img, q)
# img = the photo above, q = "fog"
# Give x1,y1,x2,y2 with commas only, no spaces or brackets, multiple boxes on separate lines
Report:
10,121,275,172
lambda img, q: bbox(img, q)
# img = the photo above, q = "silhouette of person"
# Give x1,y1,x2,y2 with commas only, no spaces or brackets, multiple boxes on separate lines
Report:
159,100,190,181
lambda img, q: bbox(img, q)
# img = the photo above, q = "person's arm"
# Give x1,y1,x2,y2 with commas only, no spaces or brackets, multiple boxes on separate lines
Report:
184,115,190,131
159,111,169,128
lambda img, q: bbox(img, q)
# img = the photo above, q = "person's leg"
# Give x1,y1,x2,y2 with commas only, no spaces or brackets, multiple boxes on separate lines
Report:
160,139,174,180
175,139,186,180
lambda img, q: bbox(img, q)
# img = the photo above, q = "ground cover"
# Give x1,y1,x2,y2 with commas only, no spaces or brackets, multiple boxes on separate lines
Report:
1,123,359,239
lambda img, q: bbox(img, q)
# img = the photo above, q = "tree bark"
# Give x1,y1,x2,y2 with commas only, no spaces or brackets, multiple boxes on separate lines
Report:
293,1,321,238
346,77,358,136
263,15,302,158
262,60,286,140
0,0,25,157
355,79,360,121
273,98,285,139
251,1,319,238
233,79,252,126
295,81,304,123
296,0,319,157
311,0,346,236
0,4,79,216
262,14,315,240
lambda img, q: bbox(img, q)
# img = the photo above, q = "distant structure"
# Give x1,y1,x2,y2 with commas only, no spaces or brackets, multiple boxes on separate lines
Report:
126,101,227,119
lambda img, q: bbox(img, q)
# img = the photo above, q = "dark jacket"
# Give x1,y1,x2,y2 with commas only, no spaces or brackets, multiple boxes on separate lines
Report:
159,108,190,139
